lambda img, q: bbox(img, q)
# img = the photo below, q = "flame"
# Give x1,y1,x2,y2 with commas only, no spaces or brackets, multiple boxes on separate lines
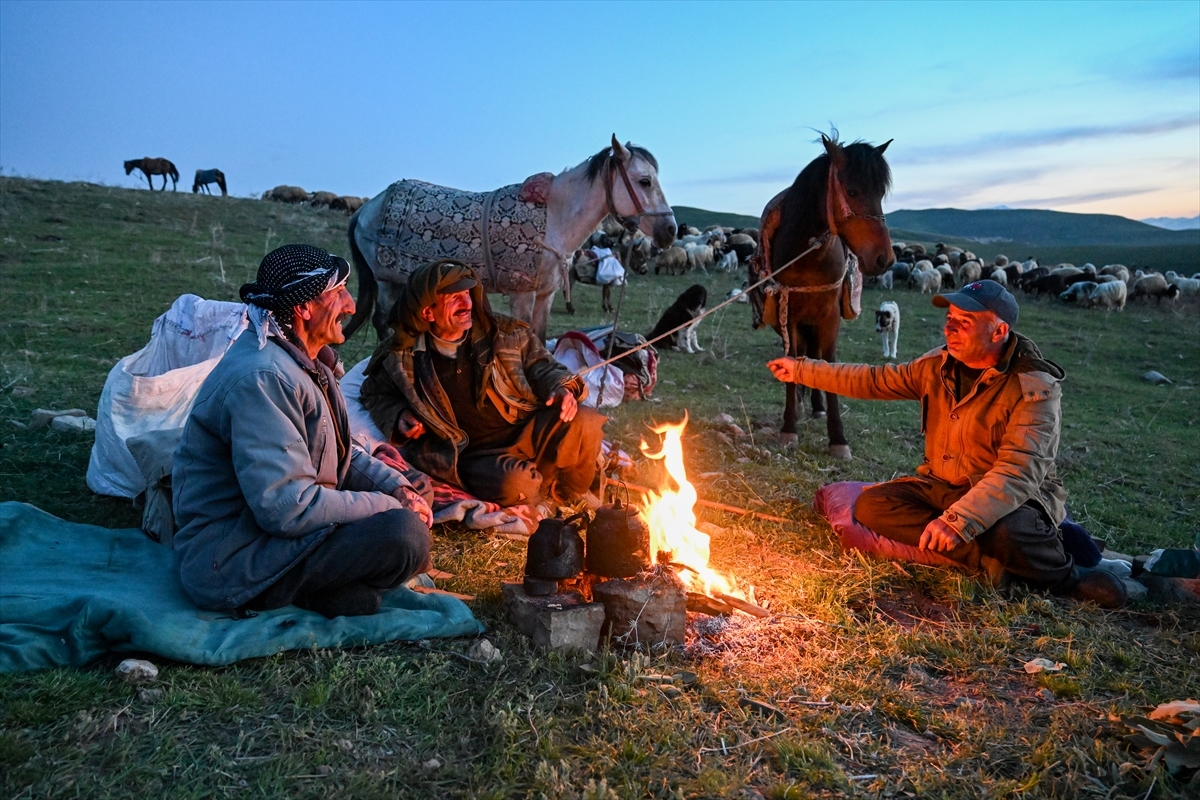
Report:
639,414,742,598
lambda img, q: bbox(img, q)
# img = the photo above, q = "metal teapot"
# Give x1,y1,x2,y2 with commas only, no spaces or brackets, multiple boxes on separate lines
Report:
586,487,651,578
523,512,587,595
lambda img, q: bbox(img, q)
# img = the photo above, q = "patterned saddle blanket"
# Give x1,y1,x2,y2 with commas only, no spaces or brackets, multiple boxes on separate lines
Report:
372,177,552,295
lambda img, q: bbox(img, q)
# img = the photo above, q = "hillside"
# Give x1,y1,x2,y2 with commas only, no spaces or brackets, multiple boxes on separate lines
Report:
885,208,1199,247
671,205,760,230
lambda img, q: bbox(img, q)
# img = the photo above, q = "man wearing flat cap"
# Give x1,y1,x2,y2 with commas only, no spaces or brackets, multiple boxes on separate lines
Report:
359,259,605,510
173,244,434,619
768,280,1127,608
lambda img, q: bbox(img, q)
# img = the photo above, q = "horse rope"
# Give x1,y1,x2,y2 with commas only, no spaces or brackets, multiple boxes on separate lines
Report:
575,230,834,378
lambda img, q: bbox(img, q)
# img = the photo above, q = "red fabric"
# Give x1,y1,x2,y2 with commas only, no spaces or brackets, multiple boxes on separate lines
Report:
373,442,505,514
518,172,554,206
813,482,960,569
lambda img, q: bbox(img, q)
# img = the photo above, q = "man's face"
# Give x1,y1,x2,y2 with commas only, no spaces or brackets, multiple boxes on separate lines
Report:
298,285,355,350
943,305,1006,366
422,290,473,341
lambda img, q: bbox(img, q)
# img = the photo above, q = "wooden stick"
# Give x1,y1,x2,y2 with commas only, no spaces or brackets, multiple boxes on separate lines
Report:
410,586,476,602
711,589,772,618
686,591,735,616
620,481,793,524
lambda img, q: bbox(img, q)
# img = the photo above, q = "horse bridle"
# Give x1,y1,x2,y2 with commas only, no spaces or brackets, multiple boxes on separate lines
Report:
604,151,673,232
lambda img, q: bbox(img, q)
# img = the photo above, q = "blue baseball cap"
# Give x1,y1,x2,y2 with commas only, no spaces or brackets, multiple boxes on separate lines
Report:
932,279,1018,327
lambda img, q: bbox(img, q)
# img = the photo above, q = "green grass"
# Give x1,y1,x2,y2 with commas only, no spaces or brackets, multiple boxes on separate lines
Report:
2,177,1199,798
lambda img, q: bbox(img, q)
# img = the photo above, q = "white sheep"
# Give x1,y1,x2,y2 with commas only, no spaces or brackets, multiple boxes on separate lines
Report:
989,268,1008,286
716,250,739,272
911,269,942,294
682,242,714,272
1059,281,1097,303
1169,275,1200,298
1086,280,1127,310
876,270,894,290
957,260,982,285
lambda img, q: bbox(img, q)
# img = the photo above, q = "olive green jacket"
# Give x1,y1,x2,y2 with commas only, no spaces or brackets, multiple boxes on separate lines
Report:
793,333,1067,541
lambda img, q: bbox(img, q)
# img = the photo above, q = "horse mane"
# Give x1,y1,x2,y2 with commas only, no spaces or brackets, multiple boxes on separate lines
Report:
583,144,659,184
786,137,892,223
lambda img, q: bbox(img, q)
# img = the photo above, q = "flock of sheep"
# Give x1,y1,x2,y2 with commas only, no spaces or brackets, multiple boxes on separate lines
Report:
261,185,368,213
875,242,1198,311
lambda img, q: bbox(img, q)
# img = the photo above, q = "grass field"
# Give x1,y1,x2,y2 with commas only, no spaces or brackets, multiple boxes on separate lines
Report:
2,178,1199,799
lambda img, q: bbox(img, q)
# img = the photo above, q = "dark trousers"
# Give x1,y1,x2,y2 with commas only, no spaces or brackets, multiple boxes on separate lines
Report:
247,508,432,611
457,405,606,507
853,477,1074,588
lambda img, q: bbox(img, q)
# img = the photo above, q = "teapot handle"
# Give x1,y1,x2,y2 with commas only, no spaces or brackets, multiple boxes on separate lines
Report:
555,512,588,555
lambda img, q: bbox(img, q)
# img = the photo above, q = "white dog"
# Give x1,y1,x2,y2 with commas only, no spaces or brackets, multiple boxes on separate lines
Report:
875,300,900,359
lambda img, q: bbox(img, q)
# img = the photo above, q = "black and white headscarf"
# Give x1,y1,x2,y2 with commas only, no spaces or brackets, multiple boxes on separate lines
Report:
240,244,349,326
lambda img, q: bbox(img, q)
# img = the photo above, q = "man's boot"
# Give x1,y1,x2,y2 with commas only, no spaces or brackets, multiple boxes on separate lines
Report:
1058,566,1127,609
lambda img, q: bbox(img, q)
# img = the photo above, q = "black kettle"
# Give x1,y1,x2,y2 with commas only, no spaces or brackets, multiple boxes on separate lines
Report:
523,512,587,595
586,489,651,578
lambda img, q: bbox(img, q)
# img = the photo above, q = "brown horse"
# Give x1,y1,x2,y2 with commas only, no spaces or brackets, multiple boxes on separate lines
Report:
751,134,894,459
125,158,179,191
192,168,227,195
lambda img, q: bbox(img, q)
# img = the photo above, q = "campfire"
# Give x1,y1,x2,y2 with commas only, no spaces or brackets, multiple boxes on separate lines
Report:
639,415,767,617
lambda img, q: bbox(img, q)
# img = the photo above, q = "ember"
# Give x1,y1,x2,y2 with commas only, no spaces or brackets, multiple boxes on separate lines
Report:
639,415,746,600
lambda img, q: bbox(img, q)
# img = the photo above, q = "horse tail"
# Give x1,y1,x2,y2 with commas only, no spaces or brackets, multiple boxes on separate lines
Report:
342,208,376,341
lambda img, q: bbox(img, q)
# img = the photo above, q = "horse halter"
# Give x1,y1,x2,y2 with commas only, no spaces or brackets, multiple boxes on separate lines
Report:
604,151,673,232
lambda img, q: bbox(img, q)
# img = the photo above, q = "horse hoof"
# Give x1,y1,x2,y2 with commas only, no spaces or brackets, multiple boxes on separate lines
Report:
778,432,799,448
813,411,827,419
828,444,852,461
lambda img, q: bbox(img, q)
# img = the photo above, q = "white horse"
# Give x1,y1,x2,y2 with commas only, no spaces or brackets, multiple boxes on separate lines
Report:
346,135,677,341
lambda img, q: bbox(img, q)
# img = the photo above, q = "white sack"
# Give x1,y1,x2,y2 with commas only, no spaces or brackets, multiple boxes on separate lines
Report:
87,294,248,498
341,358,387,454
552,334,624,409
591,247,626,286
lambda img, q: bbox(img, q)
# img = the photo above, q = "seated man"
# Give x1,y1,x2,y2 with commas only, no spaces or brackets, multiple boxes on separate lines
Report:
173,244,434,619
768,280,1126,608
360,259,605,509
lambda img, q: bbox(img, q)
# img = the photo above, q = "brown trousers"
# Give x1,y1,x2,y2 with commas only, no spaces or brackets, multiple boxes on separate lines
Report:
457,405,606,506
854,477,1074,588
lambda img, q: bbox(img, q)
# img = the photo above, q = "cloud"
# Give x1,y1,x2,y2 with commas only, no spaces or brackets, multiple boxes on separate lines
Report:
1001,187,1156,208
892,116,1200,165
885,166,1053,209
674,169,799,187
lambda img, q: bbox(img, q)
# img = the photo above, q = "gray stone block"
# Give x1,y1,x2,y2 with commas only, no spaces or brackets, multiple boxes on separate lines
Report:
501,582,605,652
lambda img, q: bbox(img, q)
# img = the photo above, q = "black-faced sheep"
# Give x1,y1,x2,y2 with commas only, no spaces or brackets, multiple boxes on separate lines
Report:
1059,281,1097,303
1130,273,1180,303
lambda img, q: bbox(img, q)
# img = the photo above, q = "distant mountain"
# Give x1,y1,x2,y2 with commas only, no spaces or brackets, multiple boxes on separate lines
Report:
884,208,1199,247
672,205,760,230
1141,215,1200,231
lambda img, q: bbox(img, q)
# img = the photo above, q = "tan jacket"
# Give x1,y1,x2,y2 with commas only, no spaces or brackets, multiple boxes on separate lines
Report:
792,333,1068,541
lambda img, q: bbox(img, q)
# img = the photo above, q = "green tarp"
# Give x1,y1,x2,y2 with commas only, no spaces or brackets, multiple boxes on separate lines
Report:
0,502,484,673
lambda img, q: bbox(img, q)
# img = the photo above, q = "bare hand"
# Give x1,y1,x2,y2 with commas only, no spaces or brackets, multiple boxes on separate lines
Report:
767,357,803,384
396,410,426,440
919,518,964,552
550,386,578,422
397,486,433,527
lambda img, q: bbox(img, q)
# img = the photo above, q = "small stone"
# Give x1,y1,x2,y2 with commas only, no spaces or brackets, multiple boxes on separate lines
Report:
468,638,502,663
316,765,333,776
661,686,682,698
1036,688,1056,702
727,424,746,438
953,696,972,709
115,658,159,684
136,687,164,702
714,432,733,446
50,415,96,433
735,456,750,463
10,387,34,398
336,739,354,753
29,408,87,429
711,413,736,426
422,758,441,770
1142,371,1171,385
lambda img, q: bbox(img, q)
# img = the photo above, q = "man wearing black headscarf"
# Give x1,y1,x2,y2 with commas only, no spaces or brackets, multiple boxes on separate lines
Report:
360,259,605,510
172,244,434,619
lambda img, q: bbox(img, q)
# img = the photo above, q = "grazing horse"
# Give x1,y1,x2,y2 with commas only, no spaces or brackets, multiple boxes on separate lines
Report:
346,135,676,341
124,158,179,191
751,134,894,459
192,168,227,196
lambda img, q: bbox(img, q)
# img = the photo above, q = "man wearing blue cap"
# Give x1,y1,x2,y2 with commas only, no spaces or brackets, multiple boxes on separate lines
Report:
173,245,435,619
768,279,1126,608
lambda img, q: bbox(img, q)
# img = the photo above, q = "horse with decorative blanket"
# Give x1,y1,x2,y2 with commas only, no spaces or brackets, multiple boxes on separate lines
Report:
345,136,677,341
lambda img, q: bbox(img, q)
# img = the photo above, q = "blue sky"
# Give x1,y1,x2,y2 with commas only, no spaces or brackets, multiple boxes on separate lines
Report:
1,1,1197,220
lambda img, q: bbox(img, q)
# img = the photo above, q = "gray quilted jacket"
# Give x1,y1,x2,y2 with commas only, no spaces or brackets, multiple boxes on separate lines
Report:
172,330,414,610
